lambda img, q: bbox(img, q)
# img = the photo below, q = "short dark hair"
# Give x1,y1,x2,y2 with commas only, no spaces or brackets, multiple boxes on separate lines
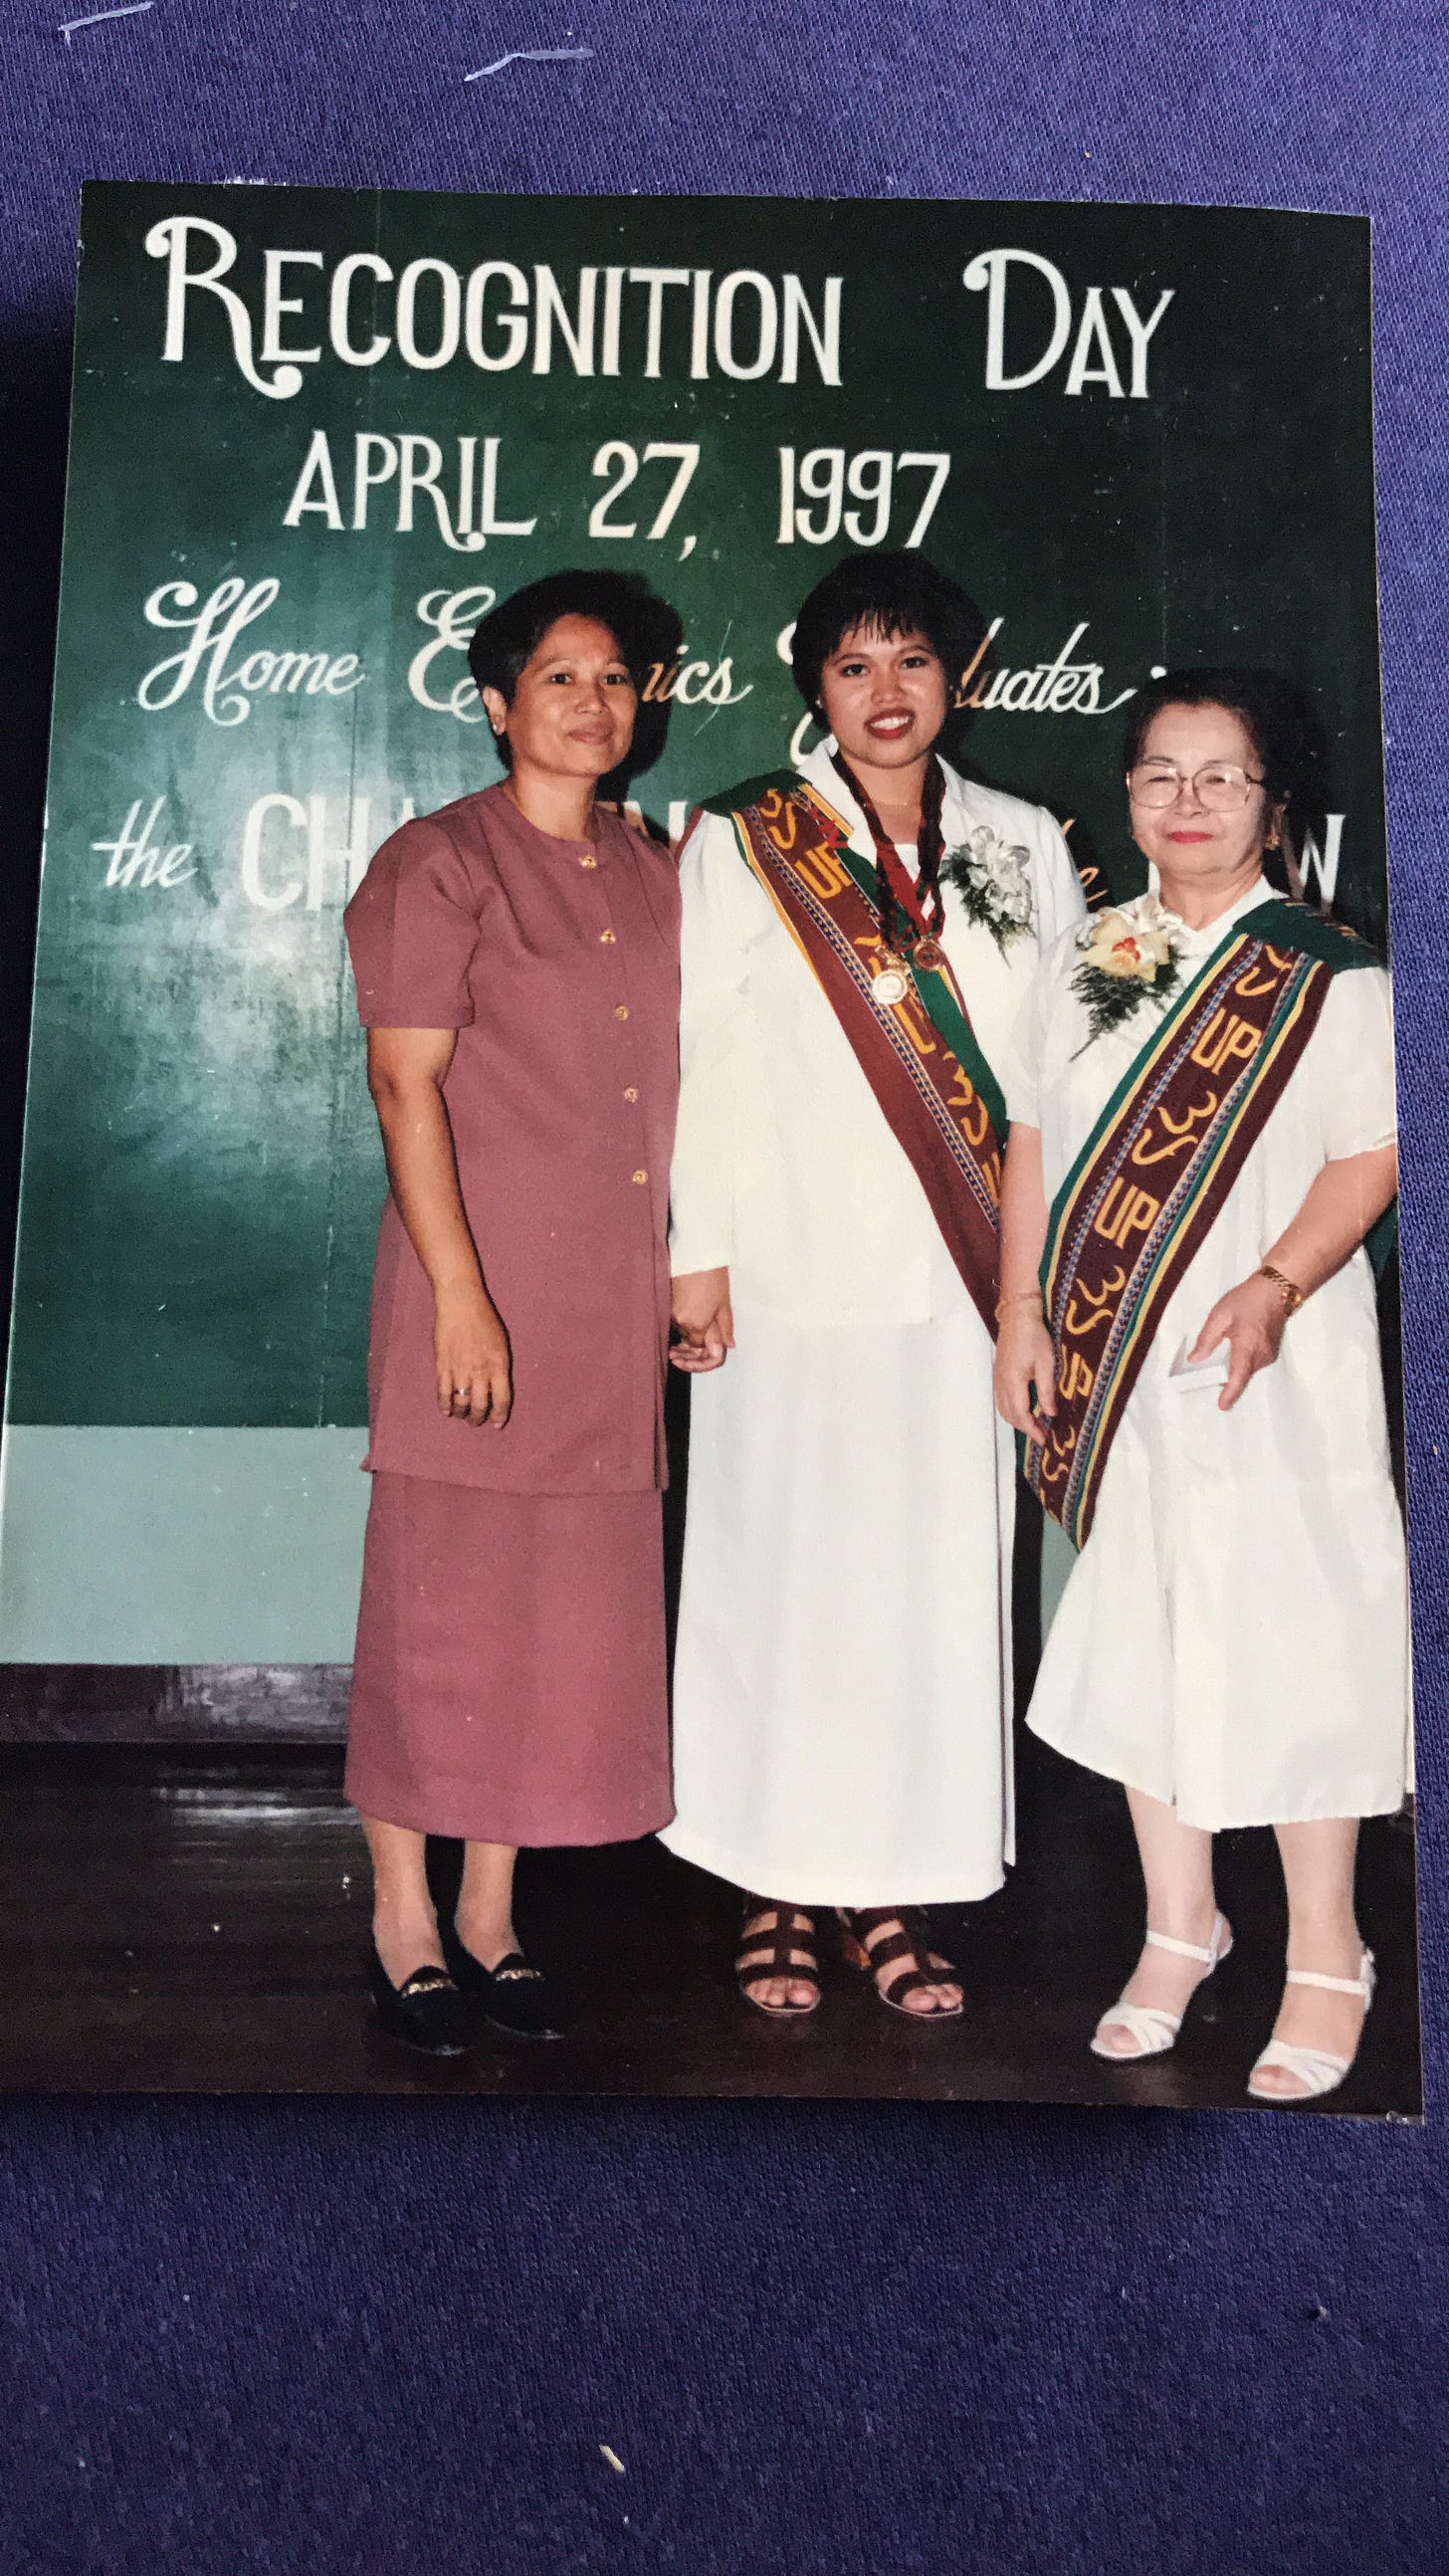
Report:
467,569,672,703
1124,666,1330,823
789,551,990,711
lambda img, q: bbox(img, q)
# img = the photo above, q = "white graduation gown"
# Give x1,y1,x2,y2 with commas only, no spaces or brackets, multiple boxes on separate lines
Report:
662,742,1087,1904
1003,878,1410,1832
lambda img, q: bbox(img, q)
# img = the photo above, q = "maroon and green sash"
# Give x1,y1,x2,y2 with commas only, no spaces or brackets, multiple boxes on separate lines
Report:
712,771,1007,1334
1025,899,1379,1549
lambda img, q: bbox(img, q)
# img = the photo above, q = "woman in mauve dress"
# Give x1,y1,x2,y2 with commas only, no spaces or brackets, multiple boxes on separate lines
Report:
342,568,680,2053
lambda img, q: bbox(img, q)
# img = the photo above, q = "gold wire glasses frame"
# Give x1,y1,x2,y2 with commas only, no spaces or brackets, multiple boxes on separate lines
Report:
1128,762,1268,812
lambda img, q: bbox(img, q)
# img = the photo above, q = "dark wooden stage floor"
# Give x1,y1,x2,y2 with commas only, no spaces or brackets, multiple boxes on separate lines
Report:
0,1733,1420,2114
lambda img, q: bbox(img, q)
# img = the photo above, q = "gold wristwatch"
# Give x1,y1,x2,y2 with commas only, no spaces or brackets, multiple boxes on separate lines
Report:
1258,1262,1305,1316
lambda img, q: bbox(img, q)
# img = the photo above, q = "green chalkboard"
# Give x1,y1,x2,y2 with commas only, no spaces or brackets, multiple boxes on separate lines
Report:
0,186,1386,1659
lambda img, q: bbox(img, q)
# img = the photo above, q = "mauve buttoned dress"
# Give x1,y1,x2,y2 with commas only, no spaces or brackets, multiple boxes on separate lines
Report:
341,784,680,1847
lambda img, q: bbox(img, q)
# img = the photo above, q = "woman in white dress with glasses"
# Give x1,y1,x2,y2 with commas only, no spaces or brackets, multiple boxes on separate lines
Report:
995,667,1408,2104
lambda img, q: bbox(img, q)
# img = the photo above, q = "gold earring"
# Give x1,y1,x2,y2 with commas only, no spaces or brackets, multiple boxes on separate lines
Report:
1266,828,1280,850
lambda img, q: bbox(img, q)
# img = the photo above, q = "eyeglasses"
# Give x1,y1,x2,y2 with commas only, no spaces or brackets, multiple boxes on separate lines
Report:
1128,761,1266,812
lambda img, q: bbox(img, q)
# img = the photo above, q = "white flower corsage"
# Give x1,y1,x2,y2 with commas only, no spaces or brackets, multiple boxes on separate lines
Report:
1070,894,1184,1048
942,825,1035,956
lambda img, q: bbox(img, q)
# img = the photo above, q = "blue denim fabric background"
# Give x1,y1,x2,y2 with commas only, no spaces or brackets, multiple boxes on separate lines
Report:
0,5,1444,2568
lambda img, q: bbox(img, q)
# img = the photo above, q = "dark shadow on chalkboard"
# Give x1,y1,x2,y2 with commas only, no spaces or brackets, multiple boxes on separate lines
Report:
940,674,1118,911
0,323,72,1319
1379,1243,1406,1508
599,590,686,843
953,737,1119,906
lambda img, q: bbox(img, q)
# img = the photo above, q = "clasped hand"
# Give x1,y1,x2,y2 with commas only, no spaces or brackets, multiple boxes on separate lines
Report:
993,1307,1057,1444
671,1267,734,1373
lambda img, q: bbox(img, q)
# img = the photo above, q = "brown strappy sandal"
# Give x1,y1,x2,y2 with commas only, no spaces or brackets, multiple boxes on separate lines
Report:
735,1898,821,2017
837,1905,963,2021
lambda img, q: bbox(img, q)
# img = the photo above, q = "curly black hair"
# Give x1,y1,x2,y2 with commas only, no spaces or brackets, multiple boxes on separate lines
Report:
788,551,990,713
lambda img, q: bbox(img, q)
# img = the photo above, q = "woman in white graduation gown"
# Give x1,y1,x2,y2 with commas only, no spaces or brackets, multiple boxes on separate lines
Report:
666,551,1086,2019
994,668,1408,2103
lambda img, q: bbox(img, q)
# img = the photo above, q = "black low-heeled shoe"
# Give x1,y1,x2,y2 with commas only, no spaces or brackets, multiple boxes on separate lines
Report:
367,1945,474,2056
441,1923,565,2039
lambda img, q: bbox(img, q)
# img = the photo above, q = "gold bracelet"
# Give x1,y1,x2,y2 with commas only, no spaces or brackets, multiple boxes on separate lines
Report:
1258,1262,1305,1316
994,1290,1044,1321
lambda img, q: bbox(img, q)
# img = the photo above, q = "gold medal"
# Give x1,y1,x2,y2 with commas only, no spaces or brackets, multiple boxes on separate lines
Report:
913,937,944,973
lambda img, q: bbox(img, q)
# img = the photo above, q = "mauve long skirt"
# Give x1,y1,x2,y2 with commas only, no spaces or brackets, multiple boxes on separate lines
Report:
345,1472,675,1847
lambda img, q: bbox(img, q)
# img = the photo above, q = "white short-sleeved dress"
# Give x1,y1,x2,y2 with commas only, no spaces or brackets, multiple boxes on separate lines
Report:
662,740,1087,1905
1002,876,1410,1831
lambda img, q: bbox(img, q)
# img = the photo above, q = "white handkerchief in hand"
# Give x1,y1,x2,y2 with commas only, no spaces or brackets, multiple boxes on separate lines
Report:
1167,1334,1231,1392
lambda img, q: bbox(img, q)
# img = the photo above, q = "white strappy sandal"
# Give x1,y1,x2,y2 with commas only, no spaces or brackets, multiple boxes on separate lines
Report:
1090,1912,1234,2061
1247,1949,1376,2104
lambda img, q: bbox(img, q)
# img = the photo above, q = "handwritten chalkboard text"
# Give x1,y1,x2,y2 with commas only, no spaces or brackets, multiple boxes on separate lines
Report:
776,449,950,547
281,432,707,561
283,432,535,551
138,577,365,726
962,251,1174,396
236,790,697,910
241,792,414,912
93,797,196,890
407,584,749,724
144,217,844,400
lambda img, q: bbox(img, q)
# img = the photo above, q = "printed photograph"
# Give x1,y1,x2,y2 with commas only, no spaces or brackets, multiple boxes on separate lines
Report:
0,183,1418,2108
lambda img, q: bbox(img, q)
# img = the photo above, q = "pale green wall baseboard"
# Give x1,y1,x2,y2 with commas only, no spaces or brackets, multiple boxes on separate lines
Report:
0,1422,1079,1673
0,1427,370,1663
